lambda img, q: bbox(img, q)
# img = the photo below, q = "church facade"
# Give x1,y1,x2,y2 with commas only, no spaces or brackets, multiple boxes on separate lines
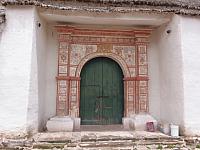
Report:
1,0,200,136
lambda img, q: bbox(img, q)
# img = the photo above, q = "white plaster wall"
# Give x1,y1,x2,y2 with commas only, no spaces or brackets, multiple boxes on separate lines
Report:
148,29,161,120
149,15,184,129
26,9,57,132
180,16,200,135
27,10,57,132
0,6,36,135
22,7,49,134
27,10,58,132
0,6,51,135
44,24,58,123
32,10,47,131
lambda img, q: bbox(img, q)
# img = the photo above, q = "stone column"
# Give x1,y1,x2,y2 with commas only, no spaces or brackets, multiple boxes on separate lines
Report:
135,34,150,113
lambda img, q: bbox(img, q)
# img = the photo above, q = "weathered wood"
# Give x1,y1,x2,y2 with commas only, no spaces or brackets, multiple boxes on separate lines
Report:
80,57,124,125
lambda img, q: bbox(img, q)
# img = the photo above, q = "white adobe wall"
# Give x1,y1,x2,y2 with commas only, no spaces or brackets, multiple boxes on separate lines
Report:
29,9,57,132
19,7,49,133
32,9,47,131
148,27,161,120
0,6,50,135
180,16,200,136
0,6,37,136
149,15,185,130
44,25,58,123
151,15,200,135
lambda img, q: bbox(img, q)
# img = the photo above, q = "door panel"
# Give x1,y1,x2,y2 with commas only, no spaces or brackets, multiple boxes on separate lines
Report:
82,85,101,125
80,57,123,125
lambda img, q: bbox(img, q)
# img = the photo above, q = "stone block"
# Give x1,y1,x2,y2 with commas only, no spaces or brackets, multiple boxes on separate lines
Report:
46,116,74,132
130,114,157,131
122,117,133,130
73,118,81,130
158,122,170,135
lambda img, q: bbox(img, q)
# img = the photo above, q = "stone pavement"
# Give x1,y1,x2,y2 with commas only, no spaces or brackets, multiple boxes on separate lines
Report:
33,131,185,150
1,130,195,149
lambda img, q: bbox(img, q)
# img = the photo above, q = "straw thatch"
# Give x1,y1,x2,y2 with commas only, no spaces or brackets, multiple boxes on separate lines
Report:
1,0,200,17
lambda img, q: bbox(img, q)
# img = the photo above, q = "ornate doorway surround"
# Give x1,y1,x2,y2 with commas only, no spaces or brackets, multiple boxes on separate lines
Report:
55,25,152,129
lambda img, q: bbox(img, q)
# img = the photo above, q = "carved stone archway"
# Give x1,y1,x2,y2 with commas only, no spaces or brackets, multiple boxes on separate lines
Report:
76,53,130,78
54,26,151,130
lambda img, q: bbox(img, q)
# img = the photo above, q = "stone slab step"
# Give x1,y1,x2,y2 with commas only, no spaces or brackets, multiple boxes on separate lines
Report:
64,146,134,150
32,138,185,149
33,142,66,149
78,140,134,147
1,131,187,149
63,146,188,150
64,142,186,150
34,131,182,142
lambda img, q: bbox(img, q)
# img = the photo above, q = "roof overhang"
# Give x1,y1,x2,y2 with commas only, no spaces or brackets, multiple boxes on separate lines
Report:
2,0,200,16
40,9,171,28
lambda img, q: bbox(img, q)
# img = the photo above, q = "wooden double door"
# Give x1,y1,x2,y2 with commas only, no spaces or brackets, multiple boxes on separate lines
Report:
80,57,124,125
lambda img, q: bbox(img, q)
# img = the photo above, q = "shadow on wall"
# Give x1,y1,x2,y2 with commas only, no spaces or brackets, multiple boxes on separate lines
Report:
0,22,5,41
0,9,6,38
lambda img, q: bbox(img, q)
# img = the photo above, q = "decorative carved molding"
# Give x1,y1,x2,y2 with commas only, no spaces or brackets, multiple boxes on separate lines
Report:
56,76,81,81
97,44,113,53
56,25,151,117
123,77,149,81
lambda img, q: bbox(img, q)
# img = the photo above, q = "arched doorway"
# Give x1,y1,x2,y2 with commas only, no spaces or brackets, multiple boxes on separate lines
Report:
80,57,124,125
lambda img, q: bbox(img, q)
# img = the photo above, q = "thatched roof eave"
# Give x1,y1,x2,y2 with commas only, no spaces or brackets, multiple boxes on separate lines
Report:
0,9,5,25
1,0,200,16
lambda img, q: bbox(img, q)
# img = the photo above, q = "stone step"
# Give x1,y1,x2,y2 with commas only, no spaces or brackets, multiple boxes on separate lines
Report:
33,142,66,149
69,140,134,148
69,141,185,150
64,145,134,150
33,131,183,142
32,131,186,149
64,146,188,150
1,131,187,149
32,138,185,149
2,138,186,149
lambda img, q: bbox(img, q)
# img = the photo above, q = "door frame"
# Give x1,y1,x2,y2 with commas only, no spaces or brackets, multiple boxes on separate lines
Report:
76,53,130,118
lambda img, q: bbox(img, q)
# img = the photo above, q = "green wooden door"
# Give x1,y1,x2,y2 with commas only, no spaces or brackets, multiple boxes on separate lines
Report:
80,57,124,125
